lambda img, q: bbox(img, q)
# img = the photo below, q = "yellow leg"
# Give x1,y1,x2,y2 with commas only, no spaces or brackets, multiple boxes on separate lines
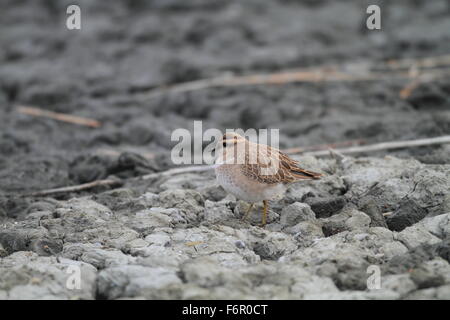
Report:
241,203,254,221
261,200,268,227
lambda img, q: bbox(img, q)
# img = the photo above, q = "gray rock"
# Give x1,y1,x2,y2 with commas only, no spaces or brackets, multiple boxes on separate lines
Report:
379,241,409,260
200,185,227,202
135,246,188,269
97,265,182,299
0,252,96,300
343,157,449,214
405,285,450,300
409,258,450,289
203,200,235,224
304,196,346,218
358,197,388,228
320,211,349,236
180,256,245,288
62,243,136,269
92,188,138,212
436,239,450,263
286,220,324,243
26,201,57,215
381,274,417,297
250,231,297,260
386,199,428,232
319,207,370,236
304,290,400,300
0,230,28,255
284,167,346,204
345,210,371,230
144,231,171,246
397,224,441,249
280,202,315,227
405,288,439,299
0,223,62,257
436,194,450,216
234,201,279,226
180,257,338,299
157,189,204,216
125,208,174,235
157,173,215,193
436,285,450,299
421,213,450,239
288,235,371,290
410,268,445,289
27,210,53,221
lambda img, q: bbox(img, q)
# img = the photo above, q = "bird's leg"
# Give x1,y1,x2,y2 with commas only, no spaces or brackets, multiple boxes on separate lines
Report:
261,200,268,227
241,203,254,221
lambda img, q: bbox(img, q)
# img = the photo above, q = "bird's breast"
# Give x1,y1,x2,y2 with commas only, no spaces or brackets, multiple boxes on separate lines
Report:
214,164,284,202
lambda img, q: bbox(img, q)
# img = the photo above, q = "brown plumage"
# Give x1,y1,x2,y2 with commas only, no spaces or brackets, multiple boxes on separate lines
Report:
215,132,323,226
241,144,322,184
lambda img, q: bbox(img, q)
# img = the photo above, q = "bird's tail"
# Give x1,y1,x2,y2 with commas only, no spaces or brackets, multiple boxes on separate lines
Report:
290,167,323,180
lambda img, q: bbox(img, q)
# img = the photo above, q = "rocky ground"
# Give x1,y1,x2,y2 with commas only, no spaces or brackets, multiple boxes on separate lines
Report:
1,155,449,299
0,0,449,299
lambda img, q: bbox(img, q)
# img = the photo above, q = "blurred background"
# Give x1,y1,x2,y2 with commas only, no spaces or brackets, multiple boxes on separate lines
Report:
0,0,449,216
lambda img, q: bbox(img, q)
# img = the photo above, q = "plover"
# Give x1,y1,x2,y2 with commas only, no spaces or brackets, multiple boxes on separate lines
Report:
214,132,322,227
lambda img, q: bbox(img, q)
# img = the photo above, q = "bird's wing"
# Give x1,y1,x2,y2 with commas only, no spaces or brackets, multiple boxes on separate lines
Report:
241,144,322,184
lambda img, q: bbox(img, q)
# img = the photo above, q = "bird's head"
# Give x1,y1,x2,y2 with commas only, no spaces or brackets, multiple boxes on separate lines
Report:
215,132,248,164
219,132,247,148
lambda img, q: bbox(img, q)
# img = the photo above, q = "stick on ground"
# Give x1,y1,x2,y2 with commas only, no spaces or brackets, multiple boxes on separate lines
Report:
283,139,365,154
25,179,122,197
24,135,450,198
137,165,215,180
23,166,214,197
140,55,450,99
17,106,102,128
302,135,450,157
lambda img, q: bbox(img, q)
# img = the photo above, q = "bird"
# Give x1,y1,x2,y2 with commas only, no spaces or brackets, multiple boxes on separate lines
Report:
214,132,322,227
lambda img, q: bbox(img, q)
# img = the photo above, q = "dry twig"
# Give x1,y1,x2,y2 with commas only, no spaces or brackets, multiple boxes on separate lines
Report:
17,106,101,128
25,179,122,197
141,55,450,99
302,135,450,157
95,148,155,160
385,54,450,70
24,135,450,198
399,79,422,99
283,139,364,154
137,165,215,180
24,166,212,198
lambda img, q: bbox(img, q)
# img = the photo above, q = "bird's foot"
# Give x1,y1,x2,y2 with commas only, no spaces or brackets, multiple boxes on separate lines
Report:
260,200,268,228
241,203,254,221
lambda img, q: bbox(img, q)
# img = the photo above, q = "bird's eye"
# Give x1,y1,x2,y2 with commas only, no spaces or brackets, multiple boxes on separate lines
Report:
222,141,227,147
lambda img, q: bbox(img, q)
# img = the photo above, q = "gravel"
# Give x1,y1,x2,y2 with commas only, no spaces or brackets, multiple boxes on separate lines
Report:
1,155,448,299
